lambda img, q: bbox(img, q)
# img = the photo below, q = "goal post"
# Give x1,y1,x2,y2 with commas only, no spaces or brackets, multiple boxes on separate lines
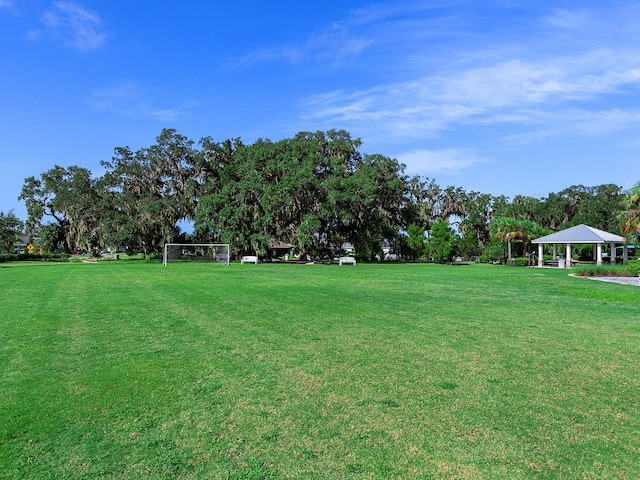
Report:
163,243,230,266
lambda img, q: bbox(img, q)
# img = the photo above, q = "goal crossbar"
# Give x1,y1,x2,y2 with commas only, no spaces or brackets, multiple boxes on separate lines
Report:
163,243,230,266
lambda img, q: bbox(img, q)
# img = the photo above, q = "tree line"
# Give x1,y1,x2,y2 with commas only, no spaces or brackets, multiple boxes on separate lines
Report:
5,128,640,262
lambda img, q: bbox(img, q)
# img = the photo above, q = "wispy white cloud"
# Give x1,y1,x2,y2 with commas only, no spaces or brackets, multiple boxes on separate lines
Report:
349,2,446,25
86,81,195,121
503,108,640,144
229,2,464,72
624,137,640,149
147,107,190,122
307,23,374,61
227,22,373,70
543,5,640,42
87,81,142,111
306,48,640,132
301,5,640,153
36,1,106,51
395,148,486,176
226,48,295,71
544,8,591,30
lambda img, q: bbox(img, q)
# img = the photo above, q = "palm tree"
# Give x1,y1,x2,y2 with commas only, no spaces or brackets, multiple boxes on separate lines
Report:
490,217,550,264
618,182,640,238
490,216,524,264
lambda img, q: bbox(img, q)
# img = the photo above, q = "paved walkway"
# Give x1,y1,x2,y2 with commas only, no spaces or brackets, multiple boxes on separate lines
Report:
584,276,640,286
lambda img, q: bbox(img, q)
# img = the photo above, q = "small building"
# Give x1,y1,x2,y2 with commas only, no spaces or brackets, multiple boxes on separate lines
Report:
531,224,627,268
267,240,296,260
14,234,37,254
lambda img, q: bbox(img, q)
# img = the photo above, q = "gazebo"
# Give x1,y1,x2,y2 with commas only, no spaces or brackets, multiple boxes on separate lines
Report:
531,224,627,268
267,240,296,260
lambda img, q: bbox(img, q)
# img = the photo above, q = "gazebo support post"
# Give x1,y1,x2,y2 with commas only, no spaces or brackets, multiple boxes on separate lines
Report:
552,244,557,260
537,243,544,267
596,243,603,265
609,242,616,264
566,243,572,268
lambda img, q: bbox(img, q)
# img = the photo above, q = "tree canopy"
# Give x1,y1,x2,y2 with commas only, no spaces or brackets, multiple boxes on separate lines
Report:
14,128,633,262
0,210,23,253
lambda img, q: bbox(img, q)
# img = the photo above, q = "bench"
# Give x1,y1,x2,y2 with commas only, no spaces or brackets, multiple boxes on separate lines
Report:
339,256,356,266
544,259,579,268
241,255,258,264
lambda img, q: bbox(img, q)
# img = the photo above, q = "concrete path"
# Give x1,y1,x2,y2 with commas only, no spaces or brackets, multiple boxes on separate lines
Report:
584,276,640,286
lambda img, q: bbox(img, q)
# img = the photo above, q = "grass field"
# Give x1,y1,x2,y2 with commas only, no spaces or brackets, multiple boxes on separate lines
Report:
0,261,638,479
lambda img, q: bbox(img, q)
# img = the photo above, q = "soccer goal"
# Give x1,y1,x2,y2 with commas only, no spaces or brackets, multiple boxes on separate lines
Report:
163,243,230,266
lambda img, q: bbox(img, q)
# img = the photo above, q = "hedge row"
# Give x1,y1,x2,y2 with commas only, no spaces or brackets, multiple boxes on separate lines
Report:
0,253,71,263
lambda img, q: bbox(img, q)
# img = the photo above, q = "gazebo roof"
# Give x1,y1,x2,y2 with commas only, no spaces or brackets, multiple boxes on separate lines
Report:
532,224,625,245
267,240,295,250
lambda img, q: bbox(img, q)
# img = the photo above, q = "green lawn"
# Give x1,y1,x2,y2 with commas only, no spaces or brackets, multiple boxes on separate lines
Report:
0,261,638,479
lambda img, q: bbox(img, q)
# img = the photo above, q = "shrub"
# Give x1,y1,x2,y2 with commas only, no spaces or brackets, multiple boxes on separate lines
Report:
513,257,530,267
480,244,504,264
0,253,71,263
148,252,163,261
625,260,640,277
45,253,71,262
574,264,629,277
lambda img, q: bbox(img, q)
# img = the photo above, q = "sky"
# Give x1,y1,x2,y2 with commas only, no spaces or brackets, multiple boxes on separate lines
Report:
2,0,640,221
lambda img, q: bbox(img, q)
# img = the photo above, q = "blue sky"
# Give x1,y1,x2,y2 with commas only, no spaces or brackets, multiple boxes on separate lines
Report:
2,1,640,221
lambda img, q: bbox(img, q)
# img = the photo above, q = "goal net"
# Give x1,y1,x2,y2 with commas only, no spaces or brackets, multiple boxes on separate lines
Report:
163,243,230,266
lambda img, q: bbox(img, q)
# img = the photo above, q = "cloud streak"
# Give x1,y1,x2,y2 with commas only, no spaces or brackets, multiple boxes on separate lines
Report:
87,81,195,121
227,22,373,70
305,49,640,134
39,1,106,51
299,2,640,153
395,148,486,176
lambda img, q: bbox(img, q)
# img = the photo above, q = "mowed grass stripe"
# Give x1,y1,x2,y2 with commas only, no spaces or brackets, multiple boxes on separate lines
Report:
0,262,638,478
